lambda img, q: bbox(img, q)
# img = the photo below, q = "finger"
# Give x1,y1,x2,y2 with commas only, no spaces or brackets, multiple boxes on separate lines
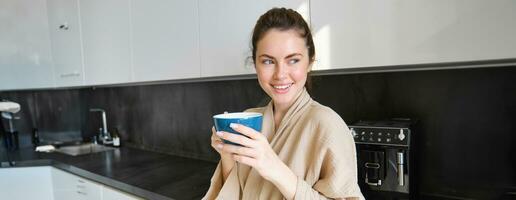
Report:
211,132,219,142
229,123,262,140
211,126,217,140
232,154,256,166
211,140,220,150
221,144,256,158
217,131,255,147
211,137,223,148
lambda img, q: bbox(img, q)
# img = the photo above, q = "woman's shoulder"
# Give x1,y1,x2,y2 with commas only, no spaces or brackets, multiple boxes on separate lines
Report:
306,101,346,127
304,101,352,143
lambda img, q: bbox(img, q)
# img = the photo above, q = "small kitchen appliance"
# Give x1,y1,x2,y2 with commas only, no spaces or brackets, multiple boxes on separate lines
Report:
349,119,418,200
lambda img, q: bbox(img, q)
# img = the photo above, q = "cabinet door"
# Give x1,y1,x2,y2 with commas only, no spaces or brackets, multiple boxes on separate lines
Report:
132,0,200,82
311,0,516,70
52,167,81,200
52,168,102,200
47,0,84,87
80,0,132,85
0,167,54,200
80,178,103,200
102,186,143,200
0,0,55,91
199,0,309,77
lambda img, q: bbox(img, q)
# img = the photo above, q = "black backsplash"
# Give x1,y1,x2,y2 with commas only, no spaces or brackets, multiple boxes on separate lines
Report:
1,65,515,199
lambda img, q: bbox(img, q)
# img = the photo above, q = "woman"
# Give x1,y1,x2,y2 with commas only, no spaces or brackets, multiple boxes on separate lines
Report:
204,8,364,200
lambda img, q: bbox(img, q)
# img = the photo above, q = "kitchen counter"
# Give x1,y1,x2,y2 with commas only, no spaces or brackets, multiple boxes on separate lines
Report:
0,147,218,200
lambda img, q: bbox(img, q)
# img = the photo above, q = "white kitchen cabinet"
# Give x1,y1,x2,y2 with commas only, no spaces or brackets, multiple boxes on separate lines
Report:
80,0,132,86
52,167,102,200
102,186,143,200
0,166,54,200
46,0,84,87
131,0,200,82
0,0,55,91
199,0,309,77
311,0,516,70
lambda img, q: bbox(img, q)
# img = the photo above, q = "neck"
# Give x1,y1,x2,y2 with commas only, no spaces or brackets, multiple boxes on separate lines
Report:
273,103,288,131
272,89,304,129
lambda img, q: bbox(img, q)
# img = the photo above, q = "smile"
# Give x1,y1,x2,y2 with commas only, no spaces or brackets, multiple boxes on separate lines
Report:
272,83,293,94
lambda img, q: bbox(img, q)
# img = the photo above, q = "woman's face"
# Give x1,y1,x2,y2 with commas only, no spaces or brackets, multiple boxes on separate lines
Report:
255,28,311,108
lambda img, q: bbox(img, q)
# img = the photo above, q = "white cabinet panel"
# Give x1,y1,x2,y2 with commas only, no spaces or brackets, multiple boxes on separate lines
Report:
52,168,102,200
80,0,132,85
0,167,54,200
199,0,309,77
0,0,55,91
52,167,81,199
132,0,200,81
47,0,84,87
311,0,516,70
102,186,143,200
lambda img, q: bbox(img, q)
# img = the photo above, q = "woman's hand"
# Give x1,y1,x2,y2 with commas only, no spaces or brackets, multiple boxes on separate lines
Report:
216,123,297,199
211,126,232,158
211,126,235,182
216,123,294,181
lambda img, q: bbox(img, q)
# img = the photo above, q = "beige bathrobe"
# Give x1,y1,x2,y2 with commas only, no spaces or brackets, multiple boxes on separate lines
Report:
203,88,364,200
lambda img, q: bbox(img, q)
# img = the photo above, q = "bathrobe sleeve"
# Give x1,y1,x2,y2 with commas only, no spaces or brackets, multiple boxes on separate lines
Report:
293,108,364,200
202,161,242,200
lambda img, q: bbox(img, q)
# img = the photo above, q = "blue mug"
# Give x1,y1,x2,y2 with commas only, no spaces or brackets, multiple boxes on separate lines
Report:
213,112,263,146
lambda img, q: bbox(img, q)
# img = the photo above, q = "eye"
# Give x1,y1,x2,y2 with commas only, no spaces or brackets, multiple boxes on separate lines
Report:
288,59,300,64
262,59,274,65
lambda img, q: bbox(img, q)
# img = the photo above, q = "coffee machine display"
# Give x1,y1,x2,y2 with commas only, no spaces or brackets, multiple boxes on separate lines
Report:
349,119,417,200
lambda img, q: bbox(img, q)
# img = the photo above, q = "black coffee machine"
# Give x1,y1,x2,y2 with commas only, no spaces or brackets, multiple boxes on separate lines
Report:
349,119,417,200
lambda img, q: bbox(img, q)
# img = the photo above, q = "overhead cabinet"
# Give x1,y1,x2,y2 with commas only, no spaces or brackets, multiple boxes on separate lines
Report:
47,0,84,87
5,0,516,91
198,0,310,77
131,0,201,82
0,0,55,91
80,0,132,86
47,0,132,88
310,0,516,70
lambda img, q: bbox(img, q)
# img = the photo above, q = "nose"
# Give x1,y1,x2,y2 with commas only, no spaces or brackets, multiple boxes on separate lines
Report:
273,63,287,80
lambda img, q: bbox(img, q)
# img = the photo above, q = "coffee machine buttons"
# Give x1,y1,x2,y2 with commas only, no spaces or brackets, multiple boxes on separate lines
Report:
350,127,410,146
351,129,358,138
398,129,406,141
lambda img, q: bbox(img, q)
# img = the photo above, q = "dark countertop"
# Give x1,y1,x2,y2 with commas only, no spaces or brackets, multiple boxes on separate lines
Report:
0,147,218,200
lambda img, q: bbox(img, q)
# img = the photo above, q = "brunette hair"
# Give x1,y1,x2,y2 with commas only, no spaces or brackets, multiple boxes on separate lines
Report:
251,7,315,91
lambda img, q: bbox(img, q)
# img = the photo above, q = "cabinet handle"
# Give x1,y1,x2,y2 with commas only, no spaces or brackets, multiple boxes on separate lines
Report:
60,72,81,78
59,23,69,30
77,179,85,183
77,191,87,195
397,152,405,186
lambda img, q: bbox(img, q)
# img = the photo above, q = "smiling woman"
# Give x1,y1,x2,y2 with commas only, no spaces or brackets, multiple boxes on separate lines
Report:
204,8,364,200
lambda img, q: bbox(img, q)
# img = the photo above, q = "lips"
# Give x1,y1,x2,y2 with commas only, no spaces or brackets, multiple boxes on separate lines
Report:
271,83,293,94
